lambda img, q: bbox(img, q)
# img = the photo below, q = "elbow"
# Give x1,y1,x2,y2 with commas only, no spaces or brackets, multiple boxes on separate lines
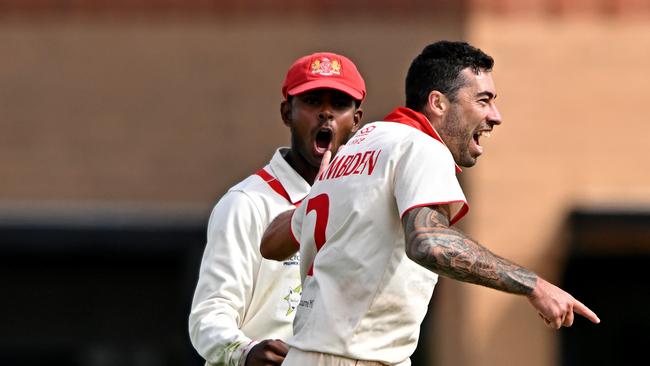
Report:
260,236,283,261
260,209,295,261
405,239,430,265
404,243,418,263
259,241,274,260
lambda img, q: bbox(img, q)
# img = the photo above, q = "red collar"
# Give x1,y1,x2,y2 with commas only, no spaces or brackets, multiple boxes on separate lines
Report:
255,168,302,206
383,107,462,173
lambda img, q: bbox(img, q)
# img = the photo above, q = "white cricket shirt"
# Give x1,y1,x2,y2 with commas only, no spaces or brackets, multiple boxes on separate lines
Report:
289,107,469,365
189,148,307,366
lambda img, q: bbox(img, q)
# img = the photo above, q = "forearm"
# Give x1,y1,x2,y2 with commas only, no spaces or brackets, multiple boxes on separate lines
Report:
402,206,537,295
189,303,252,366
189,259,253,365
191,193,261,365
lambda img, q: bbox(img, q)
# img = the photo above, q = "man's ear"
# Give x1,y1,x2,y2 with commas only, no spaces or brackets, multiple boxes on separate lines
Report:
280,100,292,126
425,91,449,118
352,107,363,133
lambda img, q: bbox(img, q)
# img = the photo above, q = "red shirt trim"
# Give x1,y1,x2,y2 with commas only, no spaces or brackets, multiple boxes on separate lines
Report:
383,106,462,173
256,168,302,250
288,209,300,249
401,200,470,226
255,168,302,205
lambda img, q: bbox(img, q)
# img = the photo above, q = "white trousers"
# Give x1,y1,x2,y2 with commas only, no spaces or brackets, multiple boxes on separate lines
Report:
282,348,411,366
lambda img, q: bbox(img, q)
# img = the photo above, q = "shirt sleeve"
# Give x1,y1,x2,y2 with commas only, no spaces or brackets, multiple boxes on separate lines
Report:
189,191,264,366
394,135,468,224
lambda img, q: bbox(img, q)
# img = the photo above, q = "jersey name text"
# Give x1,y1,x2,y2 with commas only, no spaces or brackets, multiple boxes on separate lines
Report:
317,149,381,181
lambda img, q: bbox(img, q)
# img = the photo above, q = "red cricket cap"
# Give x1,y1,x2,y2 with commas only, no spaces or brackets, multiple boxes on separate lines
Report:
282,52,366,101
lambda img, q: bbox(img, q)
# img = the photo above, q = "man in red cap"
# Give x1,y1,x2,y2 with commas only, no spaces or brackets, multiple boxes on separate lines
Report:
189,52,364,366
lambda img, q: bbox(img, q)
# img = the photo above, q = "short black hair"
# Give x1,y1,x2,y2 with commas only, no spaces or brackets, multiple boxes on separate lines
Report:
405,41,494,111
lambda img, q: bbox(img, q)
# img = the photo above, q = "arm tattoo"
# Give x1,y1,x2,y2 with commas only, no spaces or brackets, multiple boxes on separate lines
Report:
402,206,537,295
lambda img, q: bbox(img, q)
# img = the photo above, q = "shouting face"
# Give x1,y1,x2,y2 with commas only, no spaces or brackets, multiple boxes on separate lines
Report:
438,68,502,167
282,88,362,181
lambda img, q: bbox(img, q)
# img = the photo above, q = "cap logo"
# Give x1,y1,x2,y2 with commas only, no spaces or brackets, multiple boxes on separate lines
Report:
311,57,341,76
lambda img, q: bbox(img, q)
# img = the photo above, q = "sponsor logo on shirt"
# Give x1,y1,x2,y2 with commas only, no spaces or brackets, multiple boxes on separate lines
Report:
357,125,376,136
348,125,376,145
299,299,314,309
283,253,300,266
283,284,302,316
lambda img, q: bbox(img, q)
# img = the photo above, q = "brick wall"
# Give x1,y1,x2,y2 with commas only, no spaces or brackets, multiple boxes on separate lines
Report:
0,18,461,208
432,15,650,366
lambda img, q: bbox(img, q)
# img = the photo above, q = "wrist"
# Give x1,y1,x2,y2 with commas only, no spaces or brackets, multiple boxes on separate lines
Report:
239,340,260,366
526,276,542,300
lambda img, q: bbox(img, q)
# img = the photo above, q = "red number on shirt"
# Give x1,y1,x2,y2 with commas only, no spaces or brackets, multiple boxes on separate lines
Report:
305,193,330,275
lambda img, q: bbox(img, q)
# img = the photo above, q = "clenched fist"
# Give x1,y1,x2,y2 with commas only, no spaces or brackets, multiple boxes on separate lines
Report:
245,339,289,366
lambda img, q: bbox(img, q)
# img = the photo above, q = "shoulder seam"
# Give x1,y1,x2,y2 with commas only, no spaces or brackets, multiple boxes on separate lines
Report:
225,189,265,227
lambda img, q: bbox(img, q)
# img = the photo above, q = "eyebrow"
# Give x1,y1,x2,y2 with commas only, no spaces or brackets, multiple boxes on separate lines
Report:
477,91,497,99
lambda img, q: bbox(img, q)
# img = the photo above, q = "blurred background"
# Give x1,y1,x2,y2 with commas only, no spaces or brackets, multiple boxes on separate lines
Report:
1,0,648,365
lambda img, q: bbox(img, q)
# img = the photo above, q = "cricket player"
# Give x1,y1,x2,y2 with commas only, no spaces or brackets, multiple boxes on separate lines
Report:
188,52,364,366
260,41,600,365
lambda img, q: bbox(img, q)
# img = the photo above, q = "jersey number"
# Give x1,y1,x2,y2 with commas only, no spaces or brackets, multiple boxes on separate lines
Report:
305,193,329,276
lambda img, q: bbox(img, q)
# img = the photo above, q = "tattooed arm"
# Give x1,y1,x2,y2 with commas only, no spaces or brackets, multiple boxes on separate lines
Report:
402,205,600,328
402,204,536,294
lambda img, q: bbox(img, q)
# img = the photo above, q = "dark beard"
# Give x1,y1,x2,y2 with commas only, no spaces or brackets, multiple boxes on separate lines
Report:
439,106,473,167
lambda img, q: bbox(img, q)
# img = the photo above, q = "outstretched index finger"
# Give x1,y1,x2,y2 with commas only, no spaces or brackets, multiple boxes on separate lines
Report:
573,299,600,324
317,150,332,178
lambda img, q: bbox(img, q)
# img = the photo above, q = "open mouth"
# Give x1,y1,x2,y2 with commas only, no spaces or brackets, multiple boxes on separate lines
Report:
472,130,491,155
314,129,333,155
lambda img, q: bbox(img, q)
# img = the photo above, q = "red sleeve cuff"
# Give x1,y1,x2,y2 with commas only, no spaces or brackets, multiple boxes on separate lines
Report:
289,210,300,249
401,200,469,225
